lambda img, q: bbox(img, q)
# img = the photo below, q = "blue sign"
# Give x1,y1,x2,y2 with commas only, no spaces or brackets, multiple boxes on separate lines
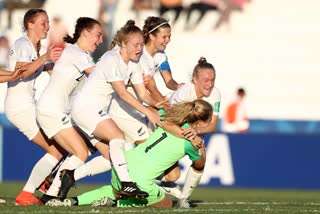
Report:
1,127,320,189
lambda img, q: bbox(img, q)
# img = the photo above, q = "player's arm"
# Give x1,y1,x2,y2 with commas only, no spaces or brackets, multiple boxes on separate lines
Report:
0,69,12,76
112,80,161,127
191,141,206,171
20,45,62,78
0,68,25,83
133,82,169,110
84,66,94,74
162,121,203,149
161,70,184,91
185,140,206,171
192,115,219,135
144,74,166,102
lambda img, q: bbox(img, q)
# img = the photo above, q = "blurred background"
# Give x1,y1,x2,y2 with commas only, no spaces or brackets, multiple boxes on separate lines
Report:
0,0,320,189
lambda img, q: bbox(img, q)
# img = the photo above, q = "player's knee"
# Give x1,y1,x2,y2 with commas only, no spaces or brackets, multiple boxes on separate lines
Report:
164,170,180,182
74,149,89,161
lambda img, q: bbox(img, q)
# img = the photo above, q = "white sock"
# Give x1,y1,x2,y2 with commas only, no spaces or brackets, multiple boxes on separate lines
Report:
74,156,111,181
179,167,203,199
23,153,59,193
46,155,84,196
109,139,132,182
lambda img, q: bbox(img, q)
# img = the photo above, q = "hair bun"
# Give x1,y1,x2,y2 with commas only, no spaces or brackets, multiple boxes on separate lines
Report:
198,57,207,64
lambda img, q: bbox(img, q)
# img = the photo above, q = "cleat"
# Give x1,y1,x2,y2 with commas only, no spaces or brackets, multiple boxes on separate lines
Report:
46,198,73,207
177,197,190,208
37,178,51,194
15,191,42,206
160,181,182,199
91,197,115,207
37,171,56,193
58,169,75,200
120,182,149,199
40,194,59,204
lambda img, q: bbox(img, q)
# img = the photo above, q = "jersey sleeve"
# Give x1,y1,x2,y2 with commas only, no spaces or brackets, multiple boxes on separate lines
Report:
102,56,124,82
14,40,33,62
205,87,221,116
184,140,202,161
130,63,143,84
73,50,95,72
156,51,171,73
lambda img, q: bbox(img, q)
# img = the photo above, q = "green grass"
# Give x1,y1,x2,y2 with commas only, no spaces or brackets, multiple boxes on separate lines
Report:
1,182,320,213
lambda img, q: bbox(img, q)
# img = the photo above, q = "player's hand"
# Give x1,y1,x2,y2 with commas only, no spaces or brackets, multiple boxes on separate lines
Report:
146,111,162,128
11,67,27,81
47,45,63,62
187,135,203,150
182,127,198,140
154,98,170,110
177,82,185,89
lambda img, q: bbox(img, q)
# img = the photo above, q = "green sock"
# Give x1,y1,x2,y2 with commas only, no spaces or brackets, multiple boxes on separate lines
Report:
117,198,148,207
77,185,115,205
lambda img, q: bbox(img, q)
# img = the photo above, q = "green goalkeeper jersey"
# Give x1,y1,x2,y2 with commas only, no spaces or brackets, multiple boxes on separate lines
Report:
126,125,201,182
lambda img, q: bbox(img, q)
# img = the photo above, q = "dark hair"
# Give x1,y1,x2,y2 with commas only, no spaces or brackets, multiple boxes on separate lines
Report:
109,20,142,49
192,57,215,79
142,16,170,44
23,8,47,58
237,88,246,96
64,17,100,44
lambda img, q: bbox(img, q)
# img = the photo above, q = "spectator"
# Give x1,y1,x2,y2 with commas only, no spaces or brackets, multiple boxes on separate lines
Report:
159,0,184,25
222,87,249,133
214,0,251,30
184,0,223,31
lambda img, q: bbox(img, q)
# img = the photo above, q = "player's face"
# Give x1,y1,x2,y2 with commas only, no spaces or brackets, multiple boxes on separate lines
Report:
124,33,144,62
86,24,103,53
152,27,171,51
193,68,215,98
29,12,50,40
192,115,212,129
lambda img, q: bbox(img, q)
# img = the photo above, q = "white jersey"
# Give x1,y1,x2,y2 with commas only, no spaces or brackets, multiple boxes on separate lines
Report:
169,82,221,115
5,35,47,112
108,47,171,120
72,47,144,136
139,47,171,76
37,44,95,114
76,47,143,109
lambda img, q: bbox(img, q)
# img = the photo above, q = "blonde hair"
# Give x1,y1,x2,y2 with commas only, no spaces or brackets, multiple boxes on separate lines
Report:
165,100,212,126
109,20,142,49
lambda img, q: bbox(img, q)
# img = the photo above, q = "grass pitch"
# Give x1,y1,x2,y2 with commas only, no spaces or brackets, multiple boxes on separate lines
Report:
1,182,320,213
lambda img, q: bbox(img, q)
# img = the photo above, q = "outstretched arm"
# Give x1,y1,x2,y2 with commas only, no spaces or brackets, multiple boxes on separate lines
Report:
20,45,62,79
161,70,184,90
112,80,161,128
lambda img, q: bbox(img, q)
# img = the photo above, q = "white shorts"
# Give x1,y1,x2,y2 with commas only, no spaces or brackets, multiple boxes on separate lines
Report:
111,116,151,145
72,103,110,137
5,107,39,140
36,110,73,139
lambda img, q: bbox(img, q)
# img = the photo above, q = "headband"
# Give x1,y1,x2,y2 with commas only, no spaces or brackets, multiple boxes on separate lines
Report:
148,21,169,34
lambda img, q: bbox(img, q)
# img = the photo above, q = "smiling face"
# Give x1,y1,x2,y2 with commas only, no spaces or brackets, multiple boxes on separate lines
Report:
149,27,171,51
122,32,144,62
193,68,215,98
85,24,103,53
28,12,50,40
